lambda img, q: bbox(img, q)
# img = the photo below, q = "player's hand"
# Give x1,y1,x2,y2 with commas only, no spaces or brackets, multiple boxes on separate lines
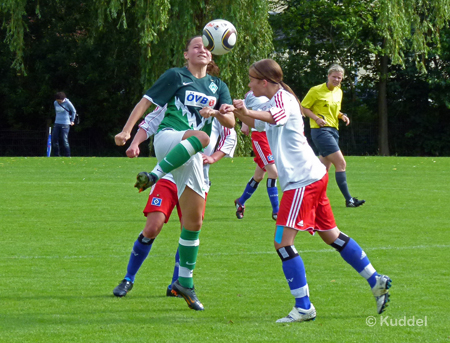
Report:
70,122,75,126
241,123,250,136
315,117,328,127
200,107,217,119
115,131,131,146
202,154,215,165
220,104,235,114
340,114,351,126
232,99,248,116
126,144,140,158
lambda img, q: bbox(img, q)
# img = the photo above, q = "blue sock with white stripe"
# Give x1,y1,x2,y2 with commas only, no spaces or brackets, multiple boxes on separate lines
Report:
266,178,279,214
125,233,154,283
331,232,378,288
239,177,259,205
277,245,311,310
168,248,180,290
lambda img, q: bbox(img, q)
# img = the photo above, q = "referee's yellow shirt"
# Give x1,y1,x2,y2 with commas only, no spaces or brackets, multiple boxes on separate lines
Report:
301,83,343,130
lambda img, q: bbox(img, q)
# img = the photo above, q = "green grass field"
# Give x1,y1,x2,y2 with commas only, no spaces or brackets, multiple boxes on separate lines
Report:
0,156,449,342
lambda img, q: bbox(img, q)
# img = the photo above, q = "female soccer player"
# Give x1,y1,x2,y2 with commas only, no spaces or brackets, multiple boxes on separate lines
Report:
234,91,279,221
224,59,391,323
115,36,235,310
301,65,365,207
113,105,236,299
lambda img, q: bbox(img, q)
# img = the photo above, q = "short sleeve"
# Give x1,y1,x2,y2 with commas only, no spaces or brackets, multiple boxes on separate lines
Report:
144,69,181,107
216,80,232,108
268,91,289,126
301,88,317,109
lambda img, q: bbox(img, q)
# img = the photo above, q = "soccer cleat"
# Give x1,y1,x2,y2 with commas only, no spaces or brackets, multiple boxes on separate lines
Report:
113,279,133,297
272,212,278,221
346,197,366,207
234,198,245,219
171,280,204,311
134,172,158,193
372,274,392,314
166,285,182,298
276,304,317,323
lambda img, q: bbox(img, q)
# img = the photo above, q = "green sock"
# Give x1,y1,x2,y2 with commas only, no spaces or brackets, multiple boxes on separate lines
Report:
158,136,203,174
178,228,200,288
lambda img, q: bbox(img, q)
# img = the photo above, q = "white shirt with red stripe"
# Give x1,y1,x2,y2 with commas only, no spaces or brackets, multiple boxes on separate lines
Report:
139,106,237,192
254,88,326,191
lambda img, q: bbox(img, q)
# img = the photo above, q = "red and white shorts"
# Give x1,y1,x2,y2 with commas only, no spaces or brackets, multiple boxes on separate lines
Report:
251,131,275,170
143,179,208,222
276,173,337,235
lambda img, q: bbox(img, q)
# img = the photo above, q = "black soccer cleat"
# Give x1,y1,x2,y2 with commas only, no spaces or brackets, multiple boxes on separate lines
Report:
134,172,158,193
113,279,133,297
272,212,278,221
234,198,245,219
346,197,365,207
171,280,204,311
166,285,182,298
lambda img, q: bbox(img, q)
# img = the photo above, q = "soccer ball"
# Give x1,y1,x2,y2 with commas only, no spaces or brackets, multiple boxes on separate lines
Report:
202,19,237,56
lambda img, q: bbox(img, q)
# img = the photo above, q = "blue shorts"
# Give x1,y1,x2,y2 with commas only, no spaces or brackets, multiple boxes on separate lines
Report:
311,127,340,157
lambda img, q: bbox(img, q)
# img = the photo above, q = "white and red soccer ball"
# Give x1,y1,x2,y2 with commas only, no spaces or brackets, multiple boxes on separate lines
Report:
202,19,237,56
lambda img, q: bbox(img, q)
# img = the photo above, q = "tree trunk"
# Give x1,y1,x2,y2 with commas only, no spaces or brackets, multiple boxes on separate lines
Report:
378,50,390,156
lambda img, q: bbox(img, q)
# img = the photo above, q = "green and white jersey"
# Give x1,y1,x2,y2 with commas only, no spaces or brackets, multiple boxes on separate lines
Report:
143,67,232,136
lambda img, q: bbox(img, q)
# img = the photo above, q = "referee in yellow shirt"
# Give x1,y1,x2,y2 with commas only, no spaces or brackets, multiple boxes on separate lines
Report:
301,64,365,207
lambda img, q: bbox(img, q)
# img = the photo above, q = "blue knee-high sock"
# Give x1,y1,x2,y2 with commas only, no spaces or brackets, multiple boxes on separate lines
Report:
124,233,154,283
277,246,311,310
168,248,180,290
239,177,260,205
335,171,352,201
331,232,378,288
266,178,279,214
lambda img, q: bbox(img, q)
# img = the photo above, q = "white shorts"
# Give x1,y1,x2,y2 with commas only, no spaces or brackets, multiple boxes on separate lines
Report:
154,129,206,199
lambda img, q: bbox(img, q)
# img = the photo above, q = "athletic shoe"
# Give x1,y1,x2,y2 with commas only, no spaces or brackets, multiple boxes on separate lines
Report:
371,274,392,314
276,304,316,323
113,279,133,297
171,280,204,311
134,172,157,193
272,212,278,221
234,198,245,219
166,285,182,298
346,197,365,207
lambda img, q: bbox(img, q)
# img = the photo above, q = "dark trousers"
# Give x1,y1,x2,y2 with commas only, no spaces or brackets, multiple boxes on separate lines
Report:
52,124,71,157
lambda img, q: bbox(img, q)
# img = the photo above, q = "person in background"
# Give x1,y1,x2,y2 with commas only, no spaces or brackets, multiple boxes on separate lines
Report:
301,65,365,207
52,92,76,157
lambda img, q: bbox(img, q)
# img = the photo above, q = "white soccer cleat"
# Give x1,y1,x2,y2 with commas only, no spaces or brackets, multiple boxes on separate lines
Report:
276,304,316,323
371,274,392,314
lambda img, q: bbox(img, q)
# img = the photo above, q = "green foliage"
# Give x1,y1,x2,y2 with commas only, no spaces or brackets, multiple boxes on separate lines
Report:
1,156,450,341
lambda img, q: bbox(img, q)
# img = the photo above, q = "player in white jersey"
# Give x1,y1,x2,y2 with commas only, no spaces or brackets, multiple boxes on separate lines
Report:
114,36,235,311
113,105,236,299
234,91,279,221
223,59,392,323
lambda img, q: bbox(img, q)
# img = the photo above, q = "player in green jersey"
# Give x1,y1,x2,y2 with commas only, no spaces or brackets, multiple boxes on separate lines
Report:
115,36,234,311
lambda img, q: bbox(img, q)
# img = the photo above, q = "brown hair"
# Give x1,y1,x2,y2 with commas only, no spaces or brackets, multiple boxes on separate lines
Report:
184,36,220,77
55,92,66,100
250,59,301,106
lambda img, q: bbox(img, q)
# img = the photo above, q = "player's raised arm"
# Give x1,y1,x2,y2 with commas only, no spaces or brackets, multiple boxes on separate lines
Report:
115,97,152,146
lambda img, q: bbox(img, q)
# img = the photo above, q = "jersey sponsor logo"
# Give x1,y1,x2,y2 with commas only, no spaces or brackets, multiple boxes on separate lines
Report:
151,197,162,206
185,91,217,108
209,82,218,94
267,154,274,162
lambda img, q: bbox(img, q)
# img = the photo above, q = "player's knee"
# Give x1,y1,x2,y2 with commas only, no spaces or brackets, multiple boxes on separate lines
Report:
142,222,163,238
254,175,264,182
196,131,210,148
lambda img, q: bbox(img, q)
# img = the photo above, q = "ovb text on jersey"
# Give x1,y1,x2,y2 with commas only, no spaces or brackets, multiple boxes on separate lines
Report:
185,91,217,108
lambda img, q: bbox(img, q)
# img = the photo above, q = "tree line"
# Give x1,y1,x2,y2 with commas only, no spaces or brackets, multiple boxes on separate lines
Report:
1,0,450,156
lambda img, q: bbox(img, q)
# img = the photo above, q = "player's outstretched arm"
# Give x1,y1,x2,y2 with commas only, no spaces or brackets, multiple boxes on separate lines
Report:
115,98,152,146
126,129,148,158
